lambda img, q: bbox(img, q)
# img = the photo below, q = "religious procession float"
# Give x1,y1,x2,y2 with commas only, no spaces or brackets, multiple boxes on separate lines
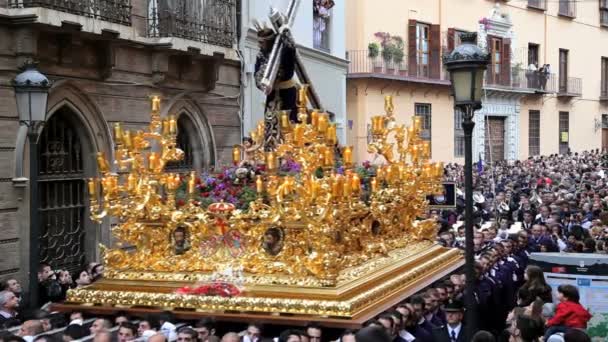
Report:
61,1,463,326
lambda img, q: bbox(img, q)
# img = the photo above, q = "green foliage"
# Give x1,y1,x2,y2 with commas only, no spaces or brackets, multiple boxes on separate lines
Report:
368,42,380,58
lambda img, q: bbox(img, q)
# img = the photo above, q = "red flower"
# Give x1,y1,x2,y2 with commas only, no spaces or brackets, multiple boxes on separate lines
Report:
201,192,210,198
177,199,185,207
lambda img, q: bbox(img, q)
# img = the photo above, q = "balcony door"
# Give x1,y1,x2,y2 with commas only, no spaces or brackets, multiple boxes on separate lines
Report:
559,49,569,92
416,23,430,78
489,37,503,85
485,117,506,162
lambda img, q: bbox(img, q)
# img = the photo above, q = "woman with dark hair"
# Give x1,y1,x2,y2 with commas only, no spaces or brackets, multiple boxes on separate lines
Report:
518,265,552,306
278,329,301,342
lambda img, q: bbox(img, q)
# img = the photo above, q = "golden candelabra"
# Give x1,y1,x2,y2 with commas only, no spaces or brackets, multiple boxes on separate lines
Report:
70,89,462,320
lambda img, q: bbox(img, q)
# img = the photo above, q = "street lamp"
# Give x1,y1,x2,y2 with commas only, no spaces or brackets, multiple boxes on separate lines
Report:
13,62,51,309
443,32,489,338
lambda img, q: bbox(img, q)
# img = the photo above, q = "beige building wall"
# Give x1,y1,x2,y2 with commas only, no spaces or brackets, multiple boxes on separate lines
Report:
346,0,608,163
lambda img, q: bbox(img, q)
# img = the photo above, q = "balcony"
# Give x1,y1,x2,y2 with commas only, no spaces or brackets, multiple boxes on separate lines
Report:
8,0,132,25
558,0,576,18
557,77,582,97
527,0,546,11
484,69,557,94
147,0,237,48
346,50,450,86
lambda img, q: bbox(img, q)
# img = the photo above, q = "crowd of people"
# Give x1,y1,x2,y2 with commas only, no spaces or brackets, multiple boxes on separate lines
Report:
1,151,605,341
438,150,608,255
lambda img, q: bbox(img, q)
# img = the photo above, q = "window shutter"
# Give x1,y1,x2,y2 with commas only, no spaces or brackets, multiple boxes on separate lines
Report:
486,35,493,84
429,24,441,79
408,19,417,76
447,28,455,52
501,38,511,86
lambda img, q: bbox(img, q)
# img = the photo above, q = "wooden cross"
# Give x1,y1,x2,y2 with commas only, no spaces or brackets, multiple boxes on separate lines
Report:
258,0,323,110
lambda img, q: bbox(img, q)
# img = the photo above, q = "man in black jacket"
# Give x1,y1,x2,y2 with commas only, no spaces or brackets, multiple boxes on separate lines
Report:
431,299,467,342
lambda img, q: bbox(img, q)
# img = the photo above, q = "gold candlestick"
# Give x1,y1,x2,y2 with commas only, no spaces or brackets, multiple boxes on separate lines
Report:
96,152,109,173
113,123,123,142
265,152,277,171
151,96,161,112
311,111,319,129
232,145,241,165
88,178,97,196
317,114,328,134
256,175,264,194
370,177,378,192
343,146,353,166
326,124,337,145
169,116,177,135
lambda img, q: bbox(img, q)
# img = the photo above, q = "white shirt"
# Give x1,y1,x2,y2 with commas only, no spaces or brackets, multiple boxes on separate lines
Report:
447,323,462,341
399,329,416,342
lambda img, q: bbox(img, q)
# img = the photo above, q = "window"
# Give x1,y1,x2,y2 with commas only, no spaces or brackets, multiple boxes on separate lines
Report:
454,109,465,158
528,0,546,10
528,43,539,67
602,0,608,26
559,111,569,155
602,114,608,128
602,57,608,98
529,111,540,156
415,103,432,146
313,0,332,51
489,37,502,84
558,0,576,18
416,23,430,77
559,49,569,93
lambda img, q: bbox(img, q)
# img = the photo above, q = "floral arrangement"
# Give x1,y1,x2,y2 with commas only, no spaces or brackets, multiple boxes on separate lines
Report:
479,17,490,30
176,281,241,297
176,159,378,212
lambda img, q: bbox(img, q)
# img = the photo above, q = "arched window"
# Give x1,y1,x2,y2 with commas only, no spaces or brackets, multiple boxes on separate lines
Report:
38,107,87,272
165,114,195,172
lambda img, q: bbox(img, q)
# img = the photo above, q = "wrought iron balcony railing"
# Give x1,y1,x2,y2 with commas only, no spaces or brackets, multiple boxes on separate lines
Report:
8,0,132,26
485,69,557,93
147,0,236,48
558,0,576,18
347,50,449,84
557,76,582,97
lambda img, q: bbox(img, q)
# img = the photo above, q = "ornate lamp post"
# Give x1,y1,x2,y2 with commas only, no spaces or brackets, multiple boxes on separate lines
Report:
13,63,51,308
443,32,489,338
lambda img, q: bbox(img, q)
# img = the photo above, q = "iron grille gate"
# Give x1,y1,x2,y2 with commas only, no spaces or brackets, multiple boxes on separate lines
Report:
38,110,86,273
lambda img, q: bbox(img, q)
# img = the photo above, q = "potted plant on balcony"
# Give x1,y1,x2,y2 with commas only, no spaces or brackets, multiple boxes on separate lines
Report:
368,42,382,73
393,36,407,76
383,46,395,74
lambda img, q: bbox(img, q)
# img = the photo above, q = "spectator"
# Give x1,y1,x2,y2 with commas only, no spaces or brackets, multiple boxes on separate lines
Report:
92,332,112,342
62,324,88,342
158,311,177,341
114,312,130,326
339,330,356,342
90,318,112,336
37,264,62,306
431,299,466,342
138,316,160,337
471,331,495,342
545,285,592,340
242,322,263,342
176,327,197,342
563,329,591,342
305,322,322,342
118,322,138,342
193,317,216,341
18,320,43,342
147,333,167,342
220,333,240,342
1,279,23,300
72,270,91,288
518,265,553,306
0,291,20,327
355,326,391,342
278,329,301,342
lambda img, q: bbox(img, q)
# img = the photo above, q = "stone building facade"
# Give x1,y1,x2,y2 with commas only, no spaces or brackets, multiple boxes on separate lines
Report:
0,0,241,286
346,0,608,163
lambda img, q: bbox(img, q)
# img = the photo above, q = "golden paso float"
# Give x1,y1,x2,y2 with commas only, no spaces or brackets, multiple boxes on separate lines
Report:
64,89,463,324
